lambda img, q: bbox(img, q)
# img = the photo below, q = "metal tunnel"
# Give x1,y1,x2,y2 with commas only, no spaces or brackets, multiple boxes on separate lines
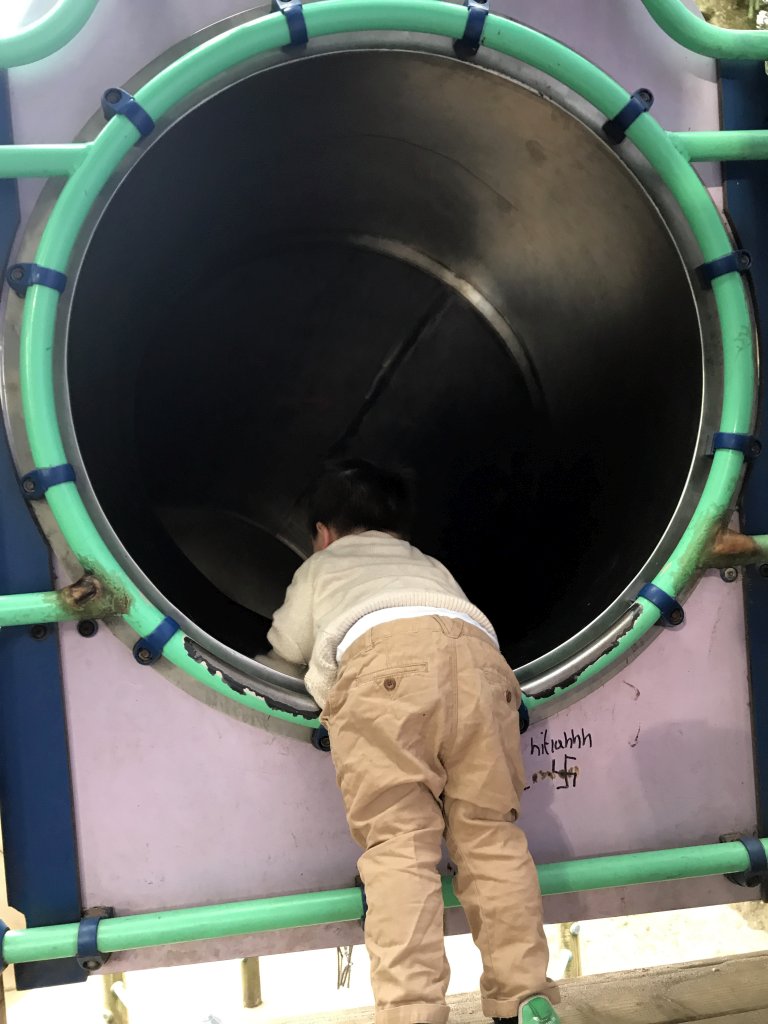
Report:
49,37,713,698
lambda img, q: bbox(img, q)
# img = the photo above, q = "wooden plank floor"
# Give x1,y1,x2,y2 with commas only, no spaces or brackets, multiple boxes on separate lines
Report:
269,951,768,1024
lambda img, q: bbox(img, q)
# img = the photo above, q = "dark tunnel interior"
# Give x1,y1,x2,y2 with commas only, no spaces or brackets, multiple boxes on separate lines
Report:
65,48,704,672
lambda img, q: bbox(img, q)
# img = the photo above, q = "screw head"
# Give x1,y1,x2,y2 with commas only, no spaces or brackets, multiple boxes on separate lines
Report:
137,647,152,662
668,608,684,627
22,478,36,493
83,958,99,971
77,619,98,638
720,566,739,583
750,439,762,459
104,88,122,104
638,88,653,106
10,266,23,282
29,623,48,640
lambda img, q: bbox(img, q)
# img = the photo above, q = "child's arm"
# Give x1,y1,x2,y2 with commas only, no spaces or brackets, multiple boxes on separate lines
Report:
267,559,315,669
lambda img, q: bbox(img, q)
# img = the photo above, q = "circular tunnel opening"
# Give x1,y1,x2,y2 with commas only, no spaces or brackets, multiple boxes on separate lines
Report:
64,46,705,675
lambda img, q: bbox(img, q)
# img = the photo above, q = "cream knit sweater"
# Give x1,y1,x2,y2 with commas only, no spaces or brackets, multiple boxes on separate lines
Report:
267,531,496,708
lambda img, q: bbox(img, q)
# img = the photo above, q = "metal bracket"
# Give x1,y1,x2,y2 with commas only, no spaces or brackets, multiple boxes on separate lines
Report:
638,582,684,627
518,700,530,735
709,431,762,460
77,907,114,972
6,262,67,297
722,834,768,888
311,725,331,752
354,875,368,925
133,616,181,665
20,463,76,499
697,249,752,289
271,0,308,47
453,0,489,58
101,88,155,138
602,88,654,144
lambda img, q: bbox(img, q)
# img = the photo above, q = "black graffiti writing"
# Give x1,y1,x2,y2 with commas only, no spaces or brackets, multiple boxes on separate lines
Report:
529,727,592,757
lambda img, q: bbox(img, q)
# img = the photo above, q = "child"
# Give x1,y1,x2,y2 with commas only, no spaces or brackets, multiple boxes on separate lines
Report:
268,460,560,1024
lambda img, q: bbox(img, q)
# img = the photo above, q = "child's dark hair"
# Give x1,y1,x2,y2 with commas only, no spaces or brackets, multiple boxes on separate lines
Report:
306,459,412,539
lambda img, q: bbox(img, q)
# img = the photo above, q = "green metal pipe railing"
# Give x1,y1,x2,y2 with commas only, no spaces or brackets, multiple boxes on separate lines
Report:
641,0,768,59
0,0,98,69
0,144,90,178
5,131,768,181
0,0,766,69
671,130,768,163
0,590,80,626
2,837,765,964
0,575,127,627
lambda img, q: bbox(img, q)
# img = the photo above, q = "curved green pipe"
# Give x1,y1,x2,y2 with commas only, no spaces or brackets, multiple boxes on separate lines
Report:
0,0,98,69
641,0,768,59
9,2,755,724
2,837,765,964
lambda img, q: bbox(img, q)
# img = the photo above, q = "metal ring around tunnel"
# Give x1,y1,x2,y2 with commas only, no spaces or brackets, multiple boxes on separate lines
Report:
0,0,755,728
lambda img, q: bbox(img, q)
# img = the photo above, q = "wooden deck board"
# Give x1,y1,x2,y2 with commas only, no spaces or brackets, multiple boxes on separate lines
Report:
268,951,768,1023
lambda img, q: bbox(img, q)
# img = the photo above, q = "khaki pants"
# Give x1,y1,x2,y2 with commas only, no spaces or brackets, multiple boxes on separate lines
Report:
321,615,559,1024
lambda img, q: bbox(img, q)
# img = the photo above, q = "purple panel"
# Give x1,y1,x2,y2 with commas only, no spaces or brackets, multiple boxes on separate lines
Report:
56,572,756,970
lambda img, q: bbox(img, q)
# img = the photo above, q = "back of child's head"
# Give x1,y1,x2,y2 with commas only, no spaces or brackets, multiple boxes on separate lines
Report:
306,459,412,540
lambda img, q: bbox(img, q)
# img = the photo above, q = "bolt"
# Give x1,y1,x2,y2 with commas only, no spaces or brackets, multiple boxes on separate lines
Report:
638,89,653,106
9,266,23,282
77,619,98,638
720,566,739,583
319,734,331,752
740,252,752,269
22,478,36,493
668,608,684,627
29,623,48,640
83,959,100,971
70,575,100,606
137,647,152,663
104,88,122,104
760,563,768,579
750,440,762,459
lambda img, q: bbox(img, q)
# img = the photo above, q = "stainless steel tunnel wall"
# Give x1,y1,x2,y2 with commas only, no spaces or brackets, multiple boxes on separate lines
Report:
51,41,714,694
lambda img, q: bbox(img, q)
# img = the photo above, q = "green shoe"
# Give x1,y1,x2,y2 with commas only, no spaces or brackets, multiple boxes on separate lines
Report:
518,995,561,1024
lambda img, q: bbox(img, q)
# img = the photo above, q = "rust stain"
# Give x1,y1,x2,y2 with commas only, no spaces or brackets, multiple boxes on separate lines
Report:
703,528,764,569
58,573,129,619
